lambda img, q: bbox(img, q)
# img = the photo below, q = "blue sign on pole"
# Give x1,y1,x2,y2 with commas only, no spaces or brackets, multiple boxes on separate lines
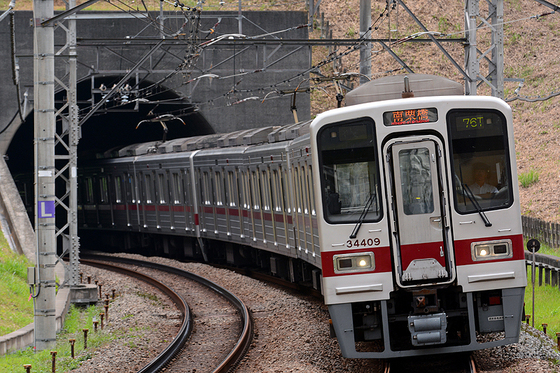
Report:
38,201,55,218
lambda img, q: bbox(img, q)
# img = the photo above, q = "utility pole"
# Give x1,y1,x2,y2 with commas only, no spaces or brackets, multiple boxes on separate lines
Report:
33,0,57,350
359,0,372,85
464,0,504,97
65,0,81,288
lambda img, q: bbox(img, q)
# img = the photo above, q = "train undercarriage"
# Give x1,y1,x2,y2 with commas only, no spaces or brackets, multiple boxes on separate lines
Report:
328,286,525,358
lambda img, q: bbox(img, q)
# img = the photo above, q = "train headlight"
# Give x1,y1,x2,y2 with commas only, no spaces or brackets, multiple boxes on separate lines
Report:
471,239,513,261
333,252,375,274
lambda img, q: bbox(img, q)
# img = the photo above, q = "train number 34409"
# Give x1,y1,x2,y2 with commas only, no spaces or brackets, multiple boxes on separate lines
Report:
346,238,381,248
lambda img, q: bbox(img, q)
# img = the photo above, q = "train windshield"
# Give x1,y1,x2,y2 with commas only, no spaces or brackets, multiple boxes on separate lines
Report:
447,109,513,214
317,118,381,224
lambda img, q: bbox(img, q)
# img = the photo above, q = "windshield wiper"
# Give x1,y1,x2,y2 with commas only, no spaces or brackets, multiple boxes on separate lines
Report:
462,184,492,227
349,193,376,239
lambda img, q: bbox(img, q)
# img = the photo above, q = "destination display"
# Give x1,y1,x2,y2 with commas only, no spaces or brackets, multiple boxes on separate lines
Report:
383,107,438,126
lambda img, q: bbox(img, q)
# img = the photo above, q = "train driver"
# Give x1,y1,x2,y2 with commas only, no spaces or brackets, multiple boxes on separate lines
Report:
469,162,498,198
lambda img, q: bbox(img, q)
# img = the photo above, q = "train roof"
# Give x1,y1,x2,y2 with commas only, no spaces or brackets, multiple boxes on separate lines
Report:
96,120,311,160
345,74,463,106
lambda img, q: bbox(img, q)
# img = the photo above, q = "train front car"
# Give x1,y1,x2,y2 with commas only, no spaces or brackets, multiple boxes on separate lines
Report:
310,77,526,358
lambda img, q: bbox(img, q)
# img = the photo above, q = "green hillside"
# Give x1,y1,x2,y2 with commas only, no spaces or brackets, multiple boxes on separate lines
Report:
0,232,34,336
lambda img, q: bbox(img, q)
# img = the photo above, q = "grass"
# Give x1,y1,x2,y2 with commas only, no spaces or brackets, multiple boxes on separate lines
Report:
524,239,560,341
519,169,539,188
0,304,114,372
0,233,34,336
525,266,560,340
0,231,120,371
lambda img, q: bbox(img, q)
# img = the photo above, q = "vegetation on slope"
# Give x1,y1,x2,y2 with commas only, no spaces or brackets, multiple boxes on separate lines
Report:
0,232,33,336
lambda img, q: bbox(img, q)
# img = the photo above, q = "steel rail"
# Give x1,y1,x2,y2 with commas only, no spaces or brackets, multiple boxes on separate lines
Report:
83,254,253,373
80,258,192,373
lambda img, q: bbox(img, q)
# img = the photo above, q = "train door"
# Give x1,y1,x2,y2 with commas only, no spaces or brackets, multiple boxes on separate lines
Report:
384,136,454,286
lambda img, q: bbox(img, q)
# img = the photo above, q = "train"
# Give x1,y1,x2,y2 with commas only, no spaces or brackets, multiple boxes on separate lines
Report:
74,74,527,358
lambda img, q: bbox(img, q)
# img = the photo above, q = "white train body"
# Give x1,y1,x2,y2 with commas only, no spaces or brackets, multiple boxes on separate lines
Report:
75,75,526,358
310,93,525,357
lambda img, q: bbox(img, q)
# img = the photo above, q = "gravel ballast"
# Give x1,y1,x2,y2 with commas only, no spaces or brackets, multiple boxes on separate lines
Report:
74,254,559,372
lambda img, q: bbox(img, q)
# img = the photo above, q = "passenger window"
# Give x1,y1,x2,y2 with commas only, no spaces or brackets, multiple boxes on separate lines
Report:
447,110,513,213
145,173,153,204
158,174,166,204
300,166,308,215
308,165,316,216
251,171,261,210
293,166,301,213
86,178,95,203
282,168,290,213
317,118,381,224
215,171,222,206
239,171,247,209
99,177,108,203
202,172,211,205
126,174,134,204
172,173,182,204
114,176,123,203
227,171,237,207
272,170,282,212
261,170,271,211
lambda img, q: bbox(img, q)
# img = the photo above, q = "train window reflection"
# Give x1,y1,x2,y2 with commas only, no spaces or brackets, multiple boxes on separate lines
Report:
398,148,434,215
317,118,381,224
447,109,513,214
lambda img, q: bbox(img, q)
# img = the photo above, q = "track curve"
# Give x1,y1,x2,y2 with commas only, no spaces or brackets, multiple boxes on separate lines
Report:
82,254,253,373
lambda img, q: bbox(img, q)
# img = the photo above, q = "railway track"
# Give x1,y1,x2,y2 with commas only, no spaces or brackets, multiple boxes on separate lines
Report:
383,352,477,373
82,254,253,373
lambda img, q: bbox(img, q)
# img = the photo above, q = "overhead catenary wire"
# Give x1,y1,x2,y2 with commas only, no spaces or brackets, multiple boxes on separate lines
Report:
66,0,560,118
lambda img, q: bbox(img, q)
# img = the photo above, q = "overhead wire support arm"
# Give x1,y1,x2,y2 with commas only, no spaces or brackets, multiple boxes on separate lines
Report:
531,0,560,12
40,0,104,26
0,0,16,23
377,40,414,74
395,0,472,84
78,39,165,127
